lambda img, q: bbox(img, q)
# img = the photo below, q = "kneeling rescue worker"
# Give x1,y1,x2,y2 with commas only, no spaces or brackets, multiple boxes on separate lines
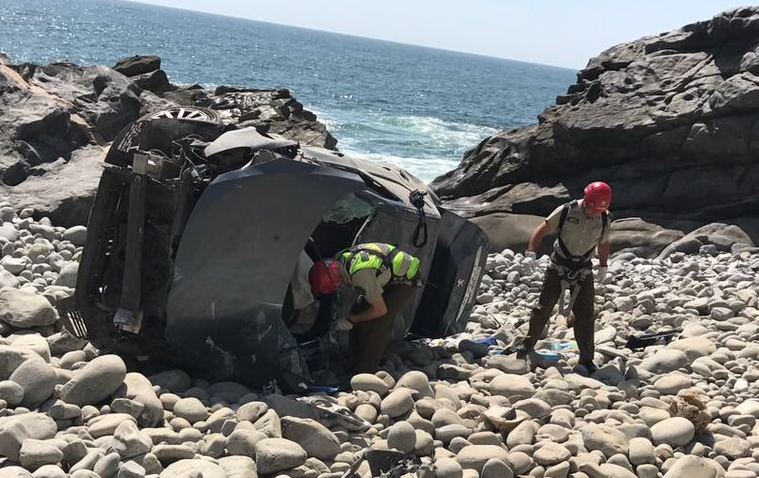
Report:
519,181,612,374
308,242,420,374
309,243,421,375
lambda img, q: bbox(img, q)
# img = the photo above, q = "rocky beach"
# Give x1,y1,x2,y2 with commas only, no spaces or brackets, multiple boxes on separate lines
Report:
0,209,757,477
1,5,759,478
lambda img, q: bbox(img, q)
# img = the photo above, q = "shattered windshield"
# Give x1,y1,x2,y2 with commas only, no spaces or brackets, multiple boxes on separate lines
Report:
321,193,377,224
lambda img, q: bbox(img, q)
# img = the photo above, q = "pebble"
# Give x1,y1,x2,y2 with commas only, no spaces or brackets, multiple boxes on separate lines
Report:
651,417,696,447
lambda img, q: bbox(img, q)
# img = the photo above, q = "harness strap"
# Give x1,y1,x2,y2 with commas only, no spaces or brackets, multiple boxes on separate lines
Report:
556,199,608,265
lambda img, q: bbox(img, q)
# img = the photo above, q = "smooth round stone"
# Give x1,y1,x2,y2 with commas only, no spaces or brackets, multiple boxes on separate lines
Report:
628,437,655,466
0,288,57,328
653,374,692,395
713,437,750,460
109,420,151,459
355,403,378,423
0,379,25,407
160,459,226,478
636,464,659,478
436,424,472,444
651,417,695,447
638,406,671,427
456,445,510,474
506,421,538,448
255,438,307,474
32,464,67,478
414,429,434,456
281,416,340,461
489,374,536,400
387,421,416,454
481,457,514,478
449,437,472,454
660,455,718,478
514,398,551,418
639,350,689,374
667,337,717,360
537,424,570,443
533,442,571,467
485,356,530,375
173,397,209,424
59,355,127,407
18,439,64,470
380,389,415,417
62,226,87,247
505,451,534,475
724,470,757,478
432,408,466,428
87,414,137,438
581,423,629,458
351,374,390,396
435,457,464,478
468,431,502,446
394,371,433,398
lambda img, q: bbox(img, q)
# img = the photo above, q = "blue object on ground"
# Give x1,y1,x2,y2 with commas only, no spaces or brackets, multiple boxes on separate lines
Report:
474,337,498,346
535,351,561,361
307,385,340,395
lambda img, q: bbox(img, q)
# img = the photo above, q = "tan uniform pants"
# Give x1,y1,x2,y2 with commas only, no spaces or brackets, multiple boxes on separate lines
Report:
525,267,596,362
349,283,417,374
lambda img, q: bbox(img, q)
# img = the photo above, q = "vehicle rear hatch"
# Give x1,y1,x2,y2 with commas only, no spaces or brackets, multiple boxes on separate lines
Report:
411,208,489,337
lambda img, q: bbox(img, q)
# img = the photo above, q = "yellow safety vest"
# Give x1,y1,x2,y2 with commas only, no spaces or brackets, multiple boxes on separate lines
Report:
338,243,420,281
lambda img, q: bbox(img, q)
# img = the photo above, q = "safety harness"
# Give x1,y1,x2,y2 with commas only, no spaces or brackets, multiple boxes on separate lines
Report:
553,201,608,316
337,243,421,284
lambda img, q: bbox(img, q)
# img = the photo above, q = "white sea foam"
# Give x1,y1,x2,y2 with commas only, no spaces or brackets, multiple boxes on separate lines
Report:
317,110,499,183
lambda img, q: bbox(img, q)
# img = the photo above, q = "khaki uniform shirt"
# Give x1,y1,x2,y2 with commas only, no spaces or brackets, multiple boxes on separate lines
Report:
349,268,391,301
545,199,610,259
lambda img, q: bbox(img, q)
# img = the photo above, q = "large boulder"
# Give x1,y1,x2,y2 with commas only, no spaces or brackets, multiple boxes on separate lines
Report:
0,288,57,328
59,355,127,406
431,7,759,247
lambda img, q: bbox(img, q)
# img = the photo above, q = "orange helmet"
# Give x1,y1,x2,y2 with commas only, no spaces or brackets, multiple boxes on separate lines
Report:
308,259,344,295
583,181,612,213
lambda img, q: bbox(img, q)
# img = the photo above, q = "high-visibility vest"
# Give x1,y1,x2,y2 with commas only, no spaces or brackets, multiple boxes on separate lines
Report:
337,243,420,281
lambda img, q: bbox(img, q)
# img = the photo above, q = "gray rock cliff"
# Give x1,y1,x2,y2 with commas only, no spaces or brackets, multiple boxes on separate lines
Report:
431,7,759,253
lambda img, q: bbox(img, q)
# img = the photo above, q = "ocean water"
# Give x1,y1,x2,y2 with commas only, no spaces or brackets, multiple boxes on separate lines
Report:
0,0,576,183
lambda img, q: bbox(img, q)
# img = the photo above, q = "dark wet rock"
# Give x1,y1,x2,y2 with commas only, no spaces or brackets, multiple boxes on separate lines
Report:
112,55,161,77
0,53,337,226
431,7,759,249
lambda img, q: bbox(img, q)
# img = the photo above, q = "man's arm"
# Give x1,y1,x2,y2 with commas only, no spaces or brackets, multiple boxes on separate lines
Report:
349,294,388,323
527,220,551,253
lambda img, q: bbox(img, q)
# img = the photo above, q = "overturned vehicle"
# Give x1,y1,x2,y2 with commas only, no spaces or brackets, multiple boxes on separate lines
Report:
65,107,488,386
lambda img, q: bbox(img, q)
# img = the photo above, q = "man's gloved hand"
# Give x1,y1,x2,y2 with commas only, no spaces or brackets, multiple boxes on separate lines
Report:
334,317,354,331
596,266,608,284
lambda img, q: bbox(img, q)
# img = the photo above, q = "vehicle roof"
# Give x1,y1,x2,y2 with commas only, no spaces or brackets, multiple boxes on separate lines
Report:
299,146,440,215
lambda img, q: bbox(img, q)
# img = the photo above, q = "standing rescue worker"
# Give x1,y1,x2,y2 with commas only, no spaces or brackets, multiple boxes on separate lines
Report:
519,181,612,373
309,243,421,374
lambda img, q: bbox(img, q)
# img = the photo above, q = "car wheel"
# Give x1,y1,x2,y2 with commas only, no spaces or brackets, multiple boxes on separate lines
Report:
144,107,221,123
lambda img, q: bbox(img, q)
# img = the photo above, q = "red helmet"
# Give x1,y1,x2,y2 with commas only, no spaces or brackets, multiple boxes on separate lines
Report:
583,181,612,212
309,259,344,295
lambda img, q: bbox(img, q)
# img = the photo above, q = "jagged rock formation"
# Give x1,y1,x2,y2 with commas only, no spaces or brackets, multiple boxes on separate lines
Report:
431,7,759,252
0,54,336,226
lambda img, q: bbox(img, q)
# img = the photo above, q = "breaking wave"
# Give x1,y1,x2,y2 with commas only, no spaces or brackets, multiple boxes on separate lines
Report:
318,111,499,183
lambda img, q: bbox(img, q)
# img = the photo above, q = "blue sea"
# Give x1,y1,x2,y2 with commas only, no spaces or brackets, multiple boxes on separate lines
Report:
0,0,575,183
